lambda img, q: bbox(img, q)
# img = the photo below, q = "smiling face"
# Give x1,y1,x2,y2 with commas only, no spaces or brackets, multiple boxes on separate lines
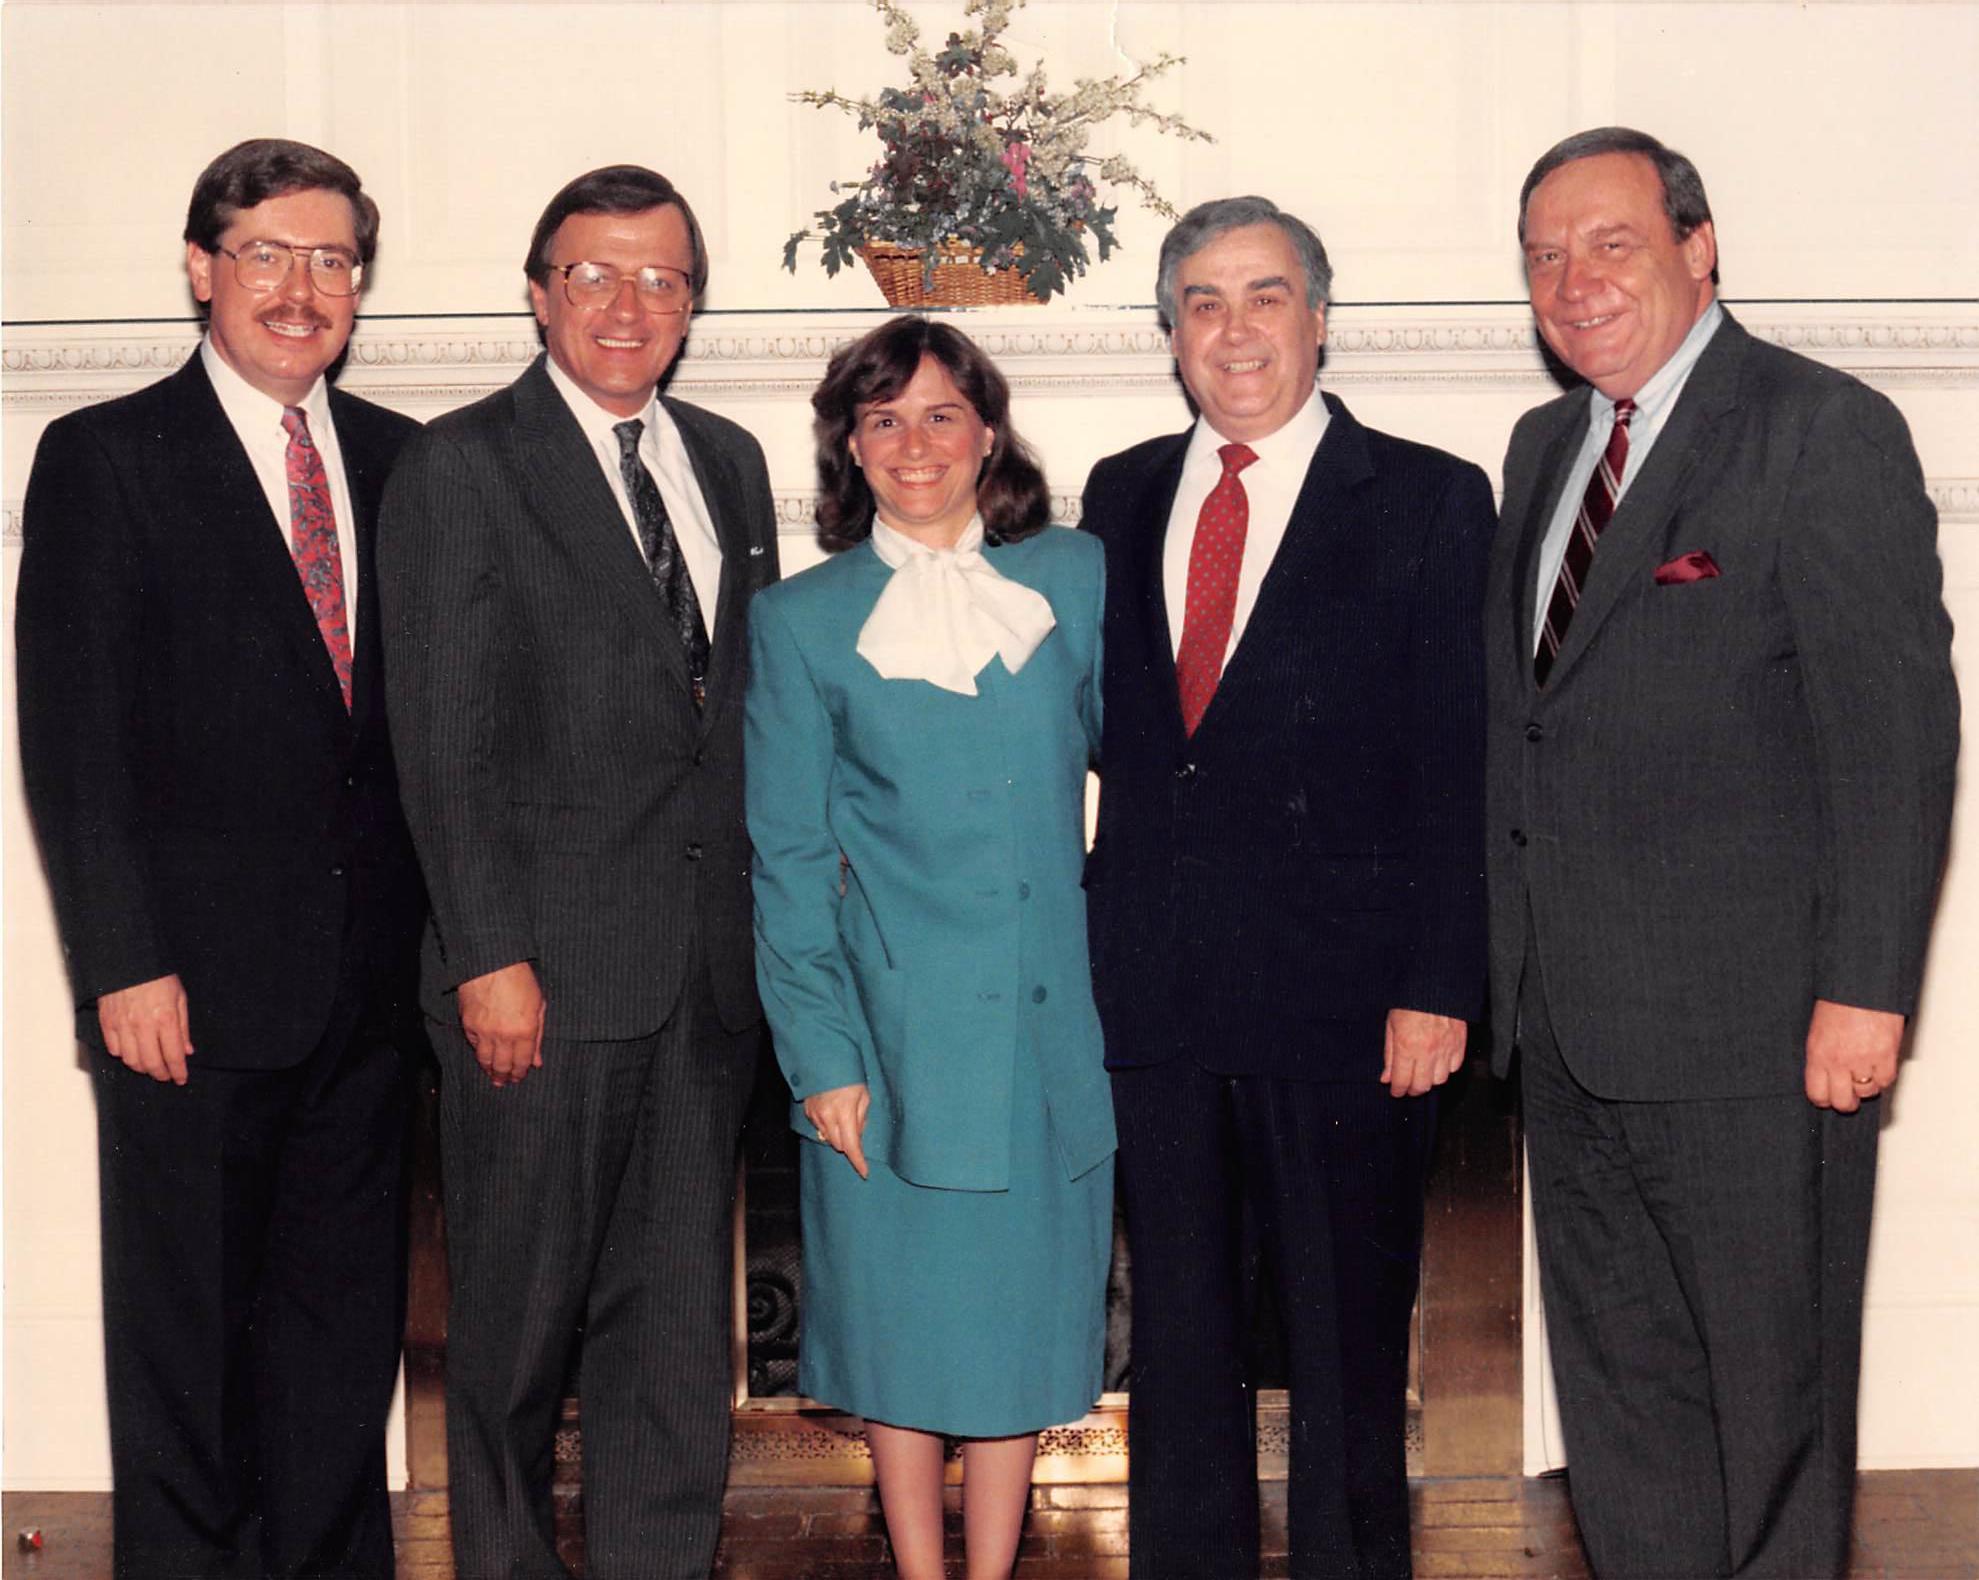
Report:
529,204,694,417
1522,151,1716,400
1169,222,1326,444
848,354,995,548
186,186,360,406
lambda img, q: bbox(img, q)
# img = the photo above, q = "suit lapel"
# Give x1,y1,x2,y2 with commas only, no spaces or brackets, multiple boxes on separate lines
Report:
330,389,392,739
168,360,354,744
1122,438,1190,741
511,358,692,687
1542,316,1747,686
1231,393,1374,653
1506,406,1589,690
666,396,753,735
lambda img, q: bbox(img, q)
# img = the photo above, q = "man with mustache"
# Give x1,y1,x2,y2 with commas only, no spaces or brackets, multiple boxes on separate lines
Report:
15,138,426,1577
1489,127,1958,1575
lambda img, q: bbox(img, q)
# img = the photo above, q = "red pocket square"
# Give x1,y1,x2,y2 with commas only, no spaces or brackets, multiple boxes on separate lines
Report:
1654,550,1720,585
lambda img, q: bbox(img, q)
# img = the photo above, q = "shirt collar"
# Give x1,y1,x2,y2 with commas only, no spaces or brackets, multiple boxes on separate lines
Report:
1186,383,1331,473
200,334,332,435
1590,299,1724,429
544,353,659,449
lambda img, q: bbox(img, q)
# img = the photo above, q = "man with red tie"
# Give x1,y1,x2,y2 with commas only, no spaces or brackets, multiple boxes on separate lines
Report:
16,139,425,1578
1080,196,1496,1578
1488,128,1958,1577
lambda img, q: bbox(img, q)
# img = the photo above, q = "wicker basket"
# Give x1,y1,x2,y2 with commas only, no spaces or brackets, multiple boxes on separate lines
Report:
858,241,1045,308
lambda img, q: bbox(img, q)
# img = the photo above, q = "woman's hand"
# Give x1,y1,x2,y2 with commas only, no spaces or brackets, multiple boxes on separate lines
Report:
803,1083,872,1179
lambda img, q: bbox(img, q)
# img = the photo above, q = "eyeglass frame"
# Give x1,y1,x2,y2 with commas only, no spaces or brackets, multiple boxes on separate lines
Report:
550,261,694,316
214,241,366,298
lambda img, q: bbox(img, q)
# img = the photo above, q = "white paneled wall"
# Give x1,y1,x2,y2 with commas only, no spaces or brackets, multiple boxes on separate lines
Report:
5,1,1976,1489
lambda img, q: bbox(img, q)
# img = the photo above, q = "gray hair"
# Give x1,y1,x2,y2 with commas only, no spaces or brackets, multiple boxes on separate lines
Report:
1155,196,1333,328
1517,127,1715,252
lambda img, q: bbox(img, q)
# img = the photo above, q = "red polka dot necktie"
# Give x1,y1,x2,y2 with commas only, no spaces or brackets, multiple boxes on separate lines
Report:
281,407,353,711
1175,441,1258,735
1535,398,1635,687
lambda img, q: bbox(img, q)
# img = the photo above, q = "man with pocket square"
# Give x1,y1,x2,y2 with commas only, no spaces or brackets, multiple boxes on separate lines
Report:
1487,127,1958,1577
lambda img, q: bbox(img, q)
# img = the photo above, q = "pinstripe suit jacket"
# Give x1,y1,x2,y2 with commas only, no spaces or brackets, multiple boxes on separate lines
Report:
1486,313,1959,1098
380,355,778,1040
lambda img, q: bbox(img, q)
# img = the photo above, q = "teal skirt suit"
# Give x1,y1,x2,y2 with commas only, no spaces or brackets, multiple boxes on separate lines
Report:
744,525,1116,1436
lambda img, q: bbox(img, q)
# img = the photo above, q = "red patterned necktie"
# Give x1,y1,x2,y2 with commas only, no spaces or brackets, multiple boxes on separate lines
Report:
1175,441,1258,735
1535,397,1636,686
281,407,353,710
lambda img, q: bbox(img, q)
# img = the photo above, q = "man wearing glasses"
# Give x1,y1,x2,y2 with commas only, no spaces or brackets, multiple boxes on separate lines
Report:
380,166,778,1577
15,139,426,1577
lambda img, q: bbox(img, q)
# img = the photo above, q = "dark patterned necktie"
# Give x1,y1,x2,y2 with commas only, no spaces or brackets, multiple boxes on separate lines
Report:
1174,442,1258,735
280,407,353,710
614,418,711,708
1535,397,1636,686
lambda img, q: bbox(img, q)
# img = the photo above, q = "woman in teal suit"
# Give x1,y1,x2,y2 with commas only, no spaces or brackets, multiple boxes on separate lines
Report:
746,317,1114,1580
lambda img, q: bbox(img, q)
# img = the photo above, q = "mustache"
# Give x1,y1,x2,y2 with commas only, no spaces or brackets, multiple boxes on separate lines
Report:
254,303,334,330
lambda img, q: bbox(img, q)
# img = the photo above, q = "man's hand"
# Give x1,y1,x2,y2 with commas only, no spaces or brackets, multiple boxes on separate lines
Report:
1805,998,1903,1112
1380,1008,1466,1098
803,1083,871,1179
458,961,546,1088
98,974,193,1085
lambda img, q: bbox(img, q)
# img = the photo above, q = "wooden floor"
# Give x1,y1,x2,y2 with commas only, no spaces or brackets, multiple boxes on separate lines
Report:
6,1471,1975,1578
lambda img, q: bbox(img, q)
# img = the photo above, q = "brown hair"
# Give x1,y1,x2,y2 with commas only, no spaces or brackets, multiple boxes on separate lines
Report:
811,316,1050,552
183,138,380,264
523,165,708,301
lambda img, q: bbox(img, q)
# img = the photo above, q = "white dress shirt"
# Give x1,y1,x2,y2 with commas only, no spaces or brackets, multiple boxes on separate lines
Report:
545,356,724,637
1530,301,1724,652
201,337,358,640
1163,385,1331,663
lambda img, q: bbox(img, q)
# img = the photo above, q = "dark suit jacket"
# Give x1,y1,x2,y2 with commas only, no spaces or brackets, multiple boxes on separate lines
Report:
378,355,777,1041
15,356,426,1069
1081,392,1496,1078
1486,311,1959,1099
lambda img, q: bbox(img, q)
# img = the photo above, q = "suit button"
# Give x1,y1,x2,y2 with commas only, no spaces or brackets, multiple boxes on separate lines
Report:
1525,722,1544,742
330,864,346,878
693,747,705,766
1509,829,1527,848
345,774,357,788
1017,882,1032,900
685,842,704,861
1174,761,1196,781
1031,985,1048,1004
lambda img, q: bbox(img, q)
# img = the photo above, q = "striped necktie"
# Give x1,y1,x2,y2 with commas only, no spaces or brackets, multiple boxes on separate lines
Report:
1535,397,1635,686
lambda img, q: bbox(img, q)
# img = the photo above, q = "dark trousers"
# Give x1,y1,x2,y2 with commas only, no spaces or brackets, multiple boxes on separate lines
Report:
1519,957,1879,1578
1113,1059,1434,1580
93,1009,410,1580
438,956,758,1580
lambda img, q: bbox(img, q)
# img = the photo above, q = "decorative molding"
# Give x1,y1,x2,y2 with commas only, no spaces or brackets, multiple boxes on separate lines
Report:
7,305,1978,415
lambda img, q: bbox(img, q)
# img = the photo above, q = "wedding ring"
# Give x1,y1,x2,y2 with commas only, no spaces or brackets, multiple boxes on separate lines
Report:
1851,1073,1876,1084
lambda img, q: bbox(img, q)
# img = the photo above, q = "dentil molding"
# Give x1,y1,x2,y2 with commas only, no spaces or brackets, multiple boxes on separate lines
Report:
6,304,1979,414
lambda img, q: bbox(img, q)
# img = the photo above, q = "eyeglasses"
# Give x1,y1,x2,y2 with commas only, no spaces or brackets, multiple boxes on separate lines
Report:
551,261,693,315
216,241,364,297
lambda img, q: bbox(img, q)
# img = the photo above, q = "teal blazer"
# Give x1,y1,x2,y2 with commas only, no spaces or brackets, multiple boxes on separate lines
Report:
745,526,1116,1191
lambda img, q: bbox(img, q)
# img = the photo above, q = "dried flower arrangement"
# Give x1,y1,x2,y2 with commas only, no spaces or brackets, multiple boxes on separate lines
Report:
783,0,1212,303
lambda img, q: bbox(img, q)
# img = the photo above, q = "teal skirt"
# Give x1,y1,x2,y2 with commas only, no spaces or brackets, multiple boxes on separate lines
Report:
797,1034,1112,1437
